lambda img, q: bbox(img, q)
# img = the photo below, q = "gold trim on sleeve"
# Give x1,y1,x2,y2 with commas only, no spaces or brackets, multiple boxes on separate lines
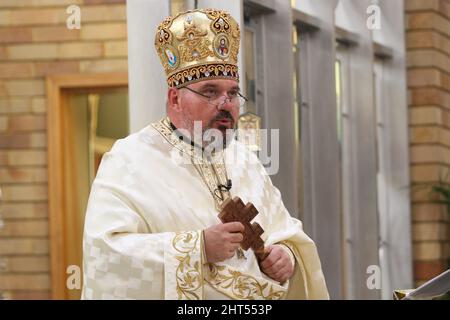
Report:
205,263,286,300
172,231,203,300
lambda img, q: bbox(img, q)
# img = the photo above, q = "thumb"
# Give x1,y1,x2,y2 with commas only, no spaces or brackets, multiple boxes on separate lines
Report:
260,245,273,262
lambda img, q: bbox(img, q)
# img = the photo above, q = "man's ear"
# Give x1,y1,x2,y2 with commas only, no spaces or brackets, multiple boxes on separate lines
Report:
167,88,181,112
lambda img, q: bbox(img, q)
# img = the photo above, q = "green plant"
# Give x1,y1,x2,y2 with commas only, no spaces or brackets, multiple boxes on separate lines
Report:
410,168,450,215
430,168,450,271
431,169,450,215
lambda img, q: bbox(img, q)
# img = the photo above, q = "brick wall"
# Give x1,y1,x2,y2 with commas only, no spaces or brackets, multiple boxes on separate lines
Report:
406,0,450,286
0,0,127,299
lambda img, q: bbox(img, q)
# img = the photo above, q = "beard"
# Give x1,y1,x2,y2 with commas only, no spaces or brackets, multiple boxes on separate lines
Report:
179,110,236,151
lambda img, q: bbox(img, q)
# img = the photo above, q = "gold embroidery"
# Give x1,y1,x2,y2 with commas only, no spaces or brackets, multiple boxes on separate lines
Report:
154,8,240,87
173,231,203,300
205,9,240,62
155,17,176,73
151,117,199,160
167,63,238,88
205,264,286,300
156,18,174,45
205,9,232,34
229,27,240,62
177,17,214,63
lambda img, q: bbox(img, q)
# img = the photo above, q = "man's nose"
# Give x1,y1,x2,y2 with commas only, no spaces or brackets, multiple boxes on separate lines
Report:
216,96,234,112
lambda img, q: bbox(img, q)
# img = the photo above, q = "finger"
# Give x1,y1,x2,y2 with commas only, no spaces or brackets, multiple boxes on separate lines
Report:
273,265,290,282
260,248,281,269
265,258,286,275
230,232,243,243
223,222,245,233
260,254,278,270
261,265,275,277
265,263,289,283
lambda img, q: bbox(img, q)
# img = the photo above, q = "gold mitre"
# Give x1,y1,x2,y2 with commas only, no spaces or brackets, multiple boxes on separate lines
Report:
154,8,240,88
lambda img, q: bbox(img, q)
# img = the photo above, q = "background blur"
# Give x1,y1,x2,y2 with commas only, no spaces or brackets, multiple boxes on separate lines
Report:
0,0,449,300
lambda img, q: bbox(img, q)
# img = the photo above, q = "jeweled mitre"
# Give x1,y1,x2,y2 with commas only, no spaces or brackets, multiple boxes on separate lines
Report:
154,8,240,88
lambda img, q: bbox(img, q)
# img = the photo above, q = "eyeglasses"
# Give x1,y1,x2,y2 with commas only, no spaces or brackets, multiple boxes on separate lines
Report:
181,86,248,108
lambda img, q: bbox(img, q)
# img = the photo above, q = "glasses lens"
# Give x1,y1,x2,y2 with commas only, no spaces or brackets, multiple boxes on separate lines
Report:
238,96,247,107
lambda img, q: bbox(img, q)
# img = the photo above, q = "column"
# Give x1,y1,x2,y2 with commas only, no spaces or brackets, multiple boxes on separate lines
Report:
294,0,343,299
127,0,170,132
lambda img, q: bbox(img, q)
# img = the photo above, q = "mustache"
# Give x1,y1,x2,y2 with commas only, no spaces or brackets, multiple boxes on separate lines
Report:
212,111,234,122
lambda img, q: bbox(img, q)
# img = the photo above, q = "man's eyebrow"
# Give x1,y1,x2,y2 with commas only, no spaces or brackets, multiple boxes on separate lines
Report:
198,84,218,90
197,84,241,91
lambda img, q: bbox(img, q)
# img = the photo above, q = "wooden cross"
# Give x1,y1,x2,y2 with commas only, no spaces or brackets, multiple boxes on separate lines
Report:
218,196,268,261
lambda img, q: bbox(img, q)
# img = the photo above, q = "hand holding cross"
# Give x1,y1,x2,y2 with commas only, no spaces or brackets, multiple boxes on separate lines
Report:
218,196,268,261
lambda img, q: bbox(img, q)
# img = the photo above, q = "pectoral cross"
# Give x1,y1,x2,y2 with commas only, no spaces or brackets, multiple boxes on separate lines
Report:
218,196,268,261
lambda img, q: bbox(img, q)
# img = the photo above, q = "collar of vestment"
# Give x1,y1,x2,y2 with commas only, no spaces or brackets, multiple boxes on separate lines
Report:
168,121,206,151
151,117,231,210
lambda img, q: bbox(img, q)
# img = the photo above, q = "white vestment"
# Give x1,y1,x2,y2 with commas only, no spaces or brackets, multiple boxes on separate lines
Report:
81,118,329,300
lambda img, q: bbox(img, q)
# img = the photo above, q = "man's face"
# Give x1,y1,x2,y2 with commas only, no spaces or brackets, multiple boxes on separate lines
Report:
177,79,241,135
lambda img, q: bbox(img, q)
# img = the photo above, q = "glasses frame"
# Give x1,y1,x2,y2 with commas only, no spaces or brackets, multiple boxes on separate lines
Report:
181,85,248,108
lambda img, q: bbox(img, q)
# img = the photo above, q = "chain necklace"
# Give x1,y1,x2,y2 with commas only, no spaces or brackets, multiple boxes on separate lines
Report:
191,152,231,211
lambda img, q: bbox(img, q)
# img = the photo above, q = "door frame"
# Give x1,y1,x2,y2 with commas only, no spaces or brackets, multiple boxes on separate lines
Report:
46,73,128,299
